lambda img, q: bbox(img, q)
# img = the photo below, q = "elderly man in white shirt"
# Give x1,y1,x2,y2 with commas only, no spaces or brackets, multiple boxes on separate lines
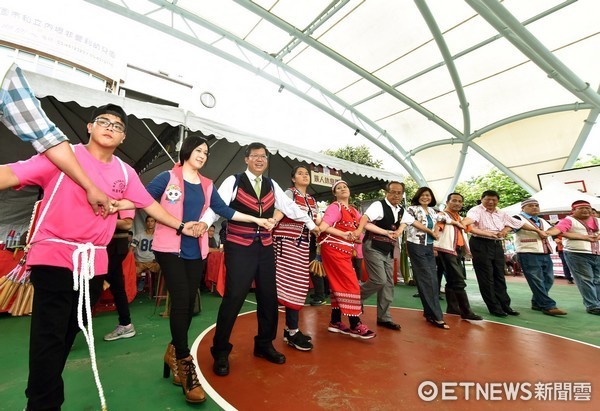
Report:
358,181,418,331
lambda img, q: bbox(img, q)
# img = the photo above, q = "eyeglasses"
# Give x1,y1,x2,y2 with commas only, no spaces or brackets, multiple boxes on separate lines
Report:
387,190,403,196
248,154,268,160
93,117,126,133
193,147,209,157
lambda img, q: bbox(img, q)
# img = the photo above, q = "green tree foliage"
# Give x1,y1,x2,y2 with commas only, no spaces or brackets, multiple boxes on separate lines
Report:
322,144,385,205
323,145,383,168
574,154,600,168
455,168,530,211
402,176,419,203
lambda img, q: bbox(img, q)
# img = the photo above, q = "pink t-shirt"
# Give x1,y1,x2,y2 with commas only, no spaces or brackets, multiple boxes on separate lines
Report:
9,144,154,275
323,203,362,226
554,216,599,233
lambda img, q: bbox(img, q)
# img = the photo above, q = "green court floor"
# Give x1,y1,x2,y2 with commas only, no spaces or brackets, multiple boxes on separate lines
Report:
0,272,597,410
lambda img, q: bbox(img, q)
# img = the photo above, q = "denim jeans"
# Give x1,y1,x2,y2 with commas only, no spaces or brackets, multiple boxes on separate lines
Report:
517,253,556,310
563,251,600,311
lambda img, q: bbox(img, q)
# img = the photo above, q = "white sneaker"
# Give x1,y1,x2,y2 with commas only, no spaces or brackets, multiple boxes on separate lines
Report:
104,324,136,341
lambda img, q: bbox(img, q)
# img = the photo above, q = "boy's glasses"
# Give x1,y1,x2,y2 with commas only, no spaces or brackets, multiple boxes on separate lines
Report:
94,117,126,133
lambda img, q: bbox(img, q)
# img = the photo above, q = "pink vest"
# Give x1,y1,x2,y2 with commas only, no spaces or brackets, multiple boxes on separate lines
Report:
152,165,213,259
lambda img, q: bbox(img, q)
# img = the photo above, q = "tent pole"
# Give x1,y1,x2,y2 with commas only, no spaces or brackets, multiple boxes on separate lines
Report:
141,120,176,164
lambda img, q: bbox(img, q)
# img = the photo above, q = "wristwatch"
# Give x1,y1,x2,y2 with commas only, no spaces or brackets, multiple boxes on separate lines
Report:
176,222,185,236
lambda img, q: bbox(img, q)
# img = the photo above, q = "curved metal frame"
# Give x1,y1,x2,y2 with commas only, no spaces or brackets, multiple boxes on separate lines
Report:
82,0,596,195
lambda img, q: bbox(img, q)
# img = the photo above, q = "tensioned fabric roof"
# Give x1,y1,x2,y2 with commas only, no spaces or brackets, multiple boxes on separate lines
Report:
86,0,600,197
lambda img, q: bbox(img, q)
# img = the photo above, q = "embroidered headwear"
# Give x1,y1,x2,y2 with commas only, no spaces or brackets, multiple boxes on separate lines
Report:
521,198,539,208
571,200,591,211
331,180,348,193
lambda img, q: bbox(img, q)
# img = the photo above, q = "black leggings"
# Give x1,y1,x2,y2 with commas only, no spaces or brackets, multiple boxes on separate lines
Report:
155,252,204,359
330,309,361,328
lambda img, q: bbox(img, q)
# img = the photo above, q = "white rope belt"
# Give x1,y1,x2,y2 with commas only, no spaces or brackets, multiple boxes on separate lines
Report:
319,234,353,247
44,239,108,411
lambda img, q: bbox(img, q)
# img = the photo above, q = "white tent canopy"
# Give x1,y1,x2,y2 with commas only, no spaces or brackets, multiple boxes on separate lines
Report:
0,71,404,239
501,182,600,217
22,70,403,188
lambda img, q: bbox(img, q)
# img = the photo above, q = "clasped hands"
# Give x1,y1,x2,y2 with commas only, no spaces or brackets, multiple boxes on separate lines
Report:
450,220,465,230
183,222,206,238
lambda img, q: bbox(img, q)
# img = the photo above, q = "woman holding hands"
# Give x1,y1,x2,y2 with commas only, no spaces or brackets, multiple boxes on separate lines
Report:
406,187,448,329
318,180,376,339
272,165,321,351
145,135,271,403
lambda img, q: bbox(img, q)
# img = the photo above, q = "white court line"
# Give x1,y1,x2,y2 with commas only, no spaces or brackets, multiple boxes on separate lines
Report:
191,310,258,411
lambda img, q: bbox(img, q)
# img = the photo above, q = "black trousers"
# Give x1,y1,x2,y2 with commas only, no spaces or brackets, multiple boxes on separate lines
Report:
105,251,130,326
212,240,277,353
26,266,103,411
469,237,511,313
154,252,203,359
437,247,468,291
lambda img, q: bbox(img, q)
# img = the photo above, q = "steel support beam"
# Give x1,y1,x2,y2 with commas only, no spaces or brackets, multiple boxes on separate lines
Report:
275,0,350,60
467,0,600,110
469,142,537,194
408,103,592,154
469,103,593,141
415,0,471,140
232,0,464,140
85,0,428,184
564,87,600,168
354,1,576,108
415,0,471,195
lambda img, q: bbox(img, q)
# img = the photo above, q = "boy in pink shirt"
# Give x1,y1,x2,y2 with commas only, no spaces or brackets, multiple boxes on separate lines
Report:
1,58,109,215
0,104,198,411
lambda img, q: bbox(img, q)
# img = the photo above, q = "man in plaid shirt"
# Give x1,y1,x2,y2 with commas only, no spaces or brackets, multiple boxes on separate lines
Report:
1,58,109,215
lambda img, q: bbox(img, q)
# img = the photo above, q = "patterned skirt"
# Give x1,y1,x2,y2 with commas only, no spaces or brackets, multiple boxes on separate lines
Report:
274,236,310,311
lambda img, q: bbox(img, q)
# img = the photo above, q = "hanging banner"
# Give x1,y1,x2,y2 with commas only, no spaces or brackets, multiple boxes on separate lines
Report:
0,4,120,80
310,165,342,188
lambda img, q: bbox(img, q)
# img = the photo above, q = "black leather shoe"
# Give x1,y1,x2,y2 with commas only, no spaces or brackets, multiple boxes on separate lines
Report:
490,310,508,317
504,308,520,316
254,347,286,364
461,312,483,321
213,357,229,376
211,348,230,376
377,321,401,330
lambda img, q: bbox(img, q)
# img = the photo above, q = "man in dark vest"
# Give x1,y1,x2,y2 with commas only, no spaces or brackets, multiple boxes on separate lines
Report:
201,142,318,376
358,181,417,330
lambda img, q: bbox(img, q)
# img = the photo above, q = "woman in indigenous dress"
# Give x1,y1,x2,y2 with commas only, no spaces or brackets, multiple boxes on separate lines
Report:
146,135,271,403
406,187,449,329
272,165,321,351
318,180,375,339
